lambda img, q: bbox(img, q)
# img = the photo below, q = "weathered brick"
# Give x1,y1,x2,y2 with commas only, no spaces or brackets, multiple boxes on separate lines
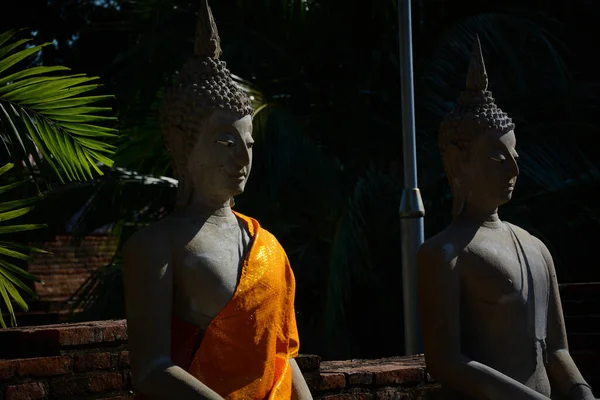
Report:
375,386,410,400
347,371,373,385
57,326,96,346
372,365,424,386
19,357,71,378
0,357,70,381
73,352,112,372
103,324,128,342
410,385,444,400
318,372,346,391
0,359,18,381
50,376,91,396
118,351,130,368
90,371,124,393
319,389,374,400
56,321,128,346
296,354,321,372
5,382,46,400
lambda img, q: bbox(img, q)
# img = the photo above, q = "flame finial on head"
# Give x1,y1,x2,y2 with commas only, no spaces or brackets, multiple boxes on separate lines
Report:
194,0,222,58
466,34,488,92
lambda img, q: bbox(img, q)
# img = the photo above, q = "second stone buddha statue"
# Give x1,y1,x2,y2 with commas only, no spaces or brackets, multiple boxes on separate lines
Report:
417,36,595,400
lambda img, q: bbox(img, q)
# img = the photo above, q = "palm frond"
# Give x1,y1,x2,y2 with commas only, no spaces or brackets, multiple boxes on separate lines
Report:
0,30,118,183
0,163,44,328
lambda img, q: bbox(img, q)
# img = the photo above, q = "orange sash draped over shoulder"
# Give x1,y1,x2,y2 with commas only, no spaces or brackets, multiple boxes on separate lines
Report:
169,212,299,399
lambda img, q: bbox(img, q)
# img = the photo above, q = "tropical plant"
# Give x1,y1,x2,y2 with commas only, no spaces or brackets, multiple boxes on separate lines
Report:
0,29,118,326
0,162,46,328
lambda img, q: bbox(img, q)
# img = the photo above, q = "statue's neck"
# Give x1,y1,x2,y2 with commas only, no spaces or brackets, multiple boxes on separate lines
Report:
182,194,238,225
456,202,503,229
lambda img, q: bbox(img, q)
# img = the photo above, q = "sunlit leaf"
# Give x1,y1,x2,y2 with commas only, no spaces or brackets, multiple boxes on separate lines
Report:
20,84,101,105
0,66,71,87
0,43,49,75
0,30,17,48
0,38,32,60
20,109,63,181
0,206,35,222
0,224,46,234
0,74,85,95
0,269,30,309
3,76,99,102
0,196,39,212
0,279,14,327
44,106,113,116
0,259,42,283
28,95,114,111
0,163,13,176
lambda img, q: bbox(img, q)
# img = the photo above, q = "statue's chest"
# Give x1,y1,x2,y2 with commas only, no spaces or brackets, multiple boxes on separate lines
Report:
460,233,545,306
180,241,243,294
173,229,249,324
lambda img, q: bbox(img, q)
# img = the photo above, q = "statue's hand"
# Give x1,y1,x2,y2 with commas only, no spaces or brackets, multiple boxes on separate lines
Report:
567,383,596,400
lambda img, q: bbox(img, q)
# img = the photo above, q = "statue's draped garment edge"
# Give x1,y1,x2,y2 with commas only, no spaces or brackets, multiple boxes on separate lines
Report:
136,211,300,400
441,223,551,400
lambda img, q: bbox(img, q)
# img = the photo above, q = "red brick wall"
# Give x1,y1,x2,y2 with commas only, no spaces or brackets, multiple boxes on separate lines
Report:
28,235,117,304
0,320,130,400
0,321,440,400
306,356,441,399
15,235,118,326
0,302,597,400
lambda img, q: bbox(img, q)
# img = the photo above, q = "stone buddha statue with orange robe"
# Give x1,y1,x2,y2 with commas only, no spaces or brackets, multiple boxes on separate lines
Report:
123,2,313,399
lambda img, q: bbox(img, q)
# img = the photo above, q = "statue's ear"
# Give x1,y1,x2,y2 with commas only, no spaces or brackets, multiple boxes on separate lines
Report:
165,126,186,151
445,143,466,181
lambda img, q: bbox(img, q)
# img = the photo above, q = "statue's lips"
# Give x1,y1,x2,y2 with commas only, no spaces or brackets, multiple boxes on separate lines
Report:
228,173,246,181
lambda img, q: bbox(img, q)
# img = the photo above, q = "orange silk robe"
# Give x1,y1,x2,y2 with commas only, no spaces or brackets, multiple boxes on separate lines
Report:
149,212,300,399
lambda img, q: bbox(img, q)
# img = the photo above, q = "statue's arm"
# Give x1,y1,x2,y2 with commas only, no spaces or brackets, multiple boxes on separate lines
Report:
417,244,550,400
536,240,595,400
290,358,313,400
123,229,224,400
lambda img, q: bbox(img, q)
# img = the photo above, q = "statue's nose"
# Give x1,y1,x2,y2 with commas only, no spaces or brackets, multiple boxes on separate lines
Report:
509,156,519,177
234,144,251,167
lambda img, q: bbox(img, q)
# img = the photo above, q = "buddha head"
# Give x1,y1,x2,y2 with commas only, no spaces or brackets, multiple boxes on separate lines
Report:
161,0,254,209
439,35,519,217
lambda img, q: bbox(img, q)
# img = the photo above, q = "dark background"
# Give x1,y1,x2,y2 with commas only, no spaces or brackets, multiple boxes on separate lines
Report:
2,0,599,360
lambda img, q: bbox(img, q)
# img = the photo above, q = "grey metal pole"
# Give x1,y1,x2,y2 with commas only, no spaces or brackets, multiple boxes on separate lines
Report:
398,0,425,356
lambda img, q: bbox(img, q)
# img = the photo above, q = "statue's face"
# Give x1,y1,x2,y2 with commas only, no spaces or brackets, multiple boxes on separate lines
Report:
462,129,519,210
187,108,254,203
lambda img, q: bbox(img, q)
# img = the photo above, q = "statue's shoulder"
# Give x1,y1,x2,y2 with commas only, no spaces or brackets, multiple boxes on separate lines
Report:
234,212,280,245
124,216,176,257
418,228,460,271
503,221,551,261
503,221,547,249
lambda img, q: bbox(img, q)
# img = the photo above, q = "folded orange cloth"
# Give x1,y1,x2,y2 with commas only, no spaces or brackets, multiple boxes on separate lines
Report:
136,211,299,399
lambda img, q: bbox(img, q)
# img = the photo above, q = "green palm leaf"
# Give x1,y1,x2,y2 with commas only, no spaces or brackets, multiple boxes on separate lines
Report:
0,163,44,328
0,30,118,183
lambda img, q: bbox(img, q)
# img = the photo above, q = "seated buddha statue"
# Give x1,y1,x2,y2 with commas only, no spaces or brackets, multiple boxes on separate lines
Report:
122,2,312,399
417,36,595,400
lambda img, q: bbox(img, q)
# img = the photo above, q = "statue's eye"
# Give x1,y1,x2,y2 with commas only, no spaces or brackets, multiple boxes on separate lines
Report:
489,155,506,163
215,139,235,148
